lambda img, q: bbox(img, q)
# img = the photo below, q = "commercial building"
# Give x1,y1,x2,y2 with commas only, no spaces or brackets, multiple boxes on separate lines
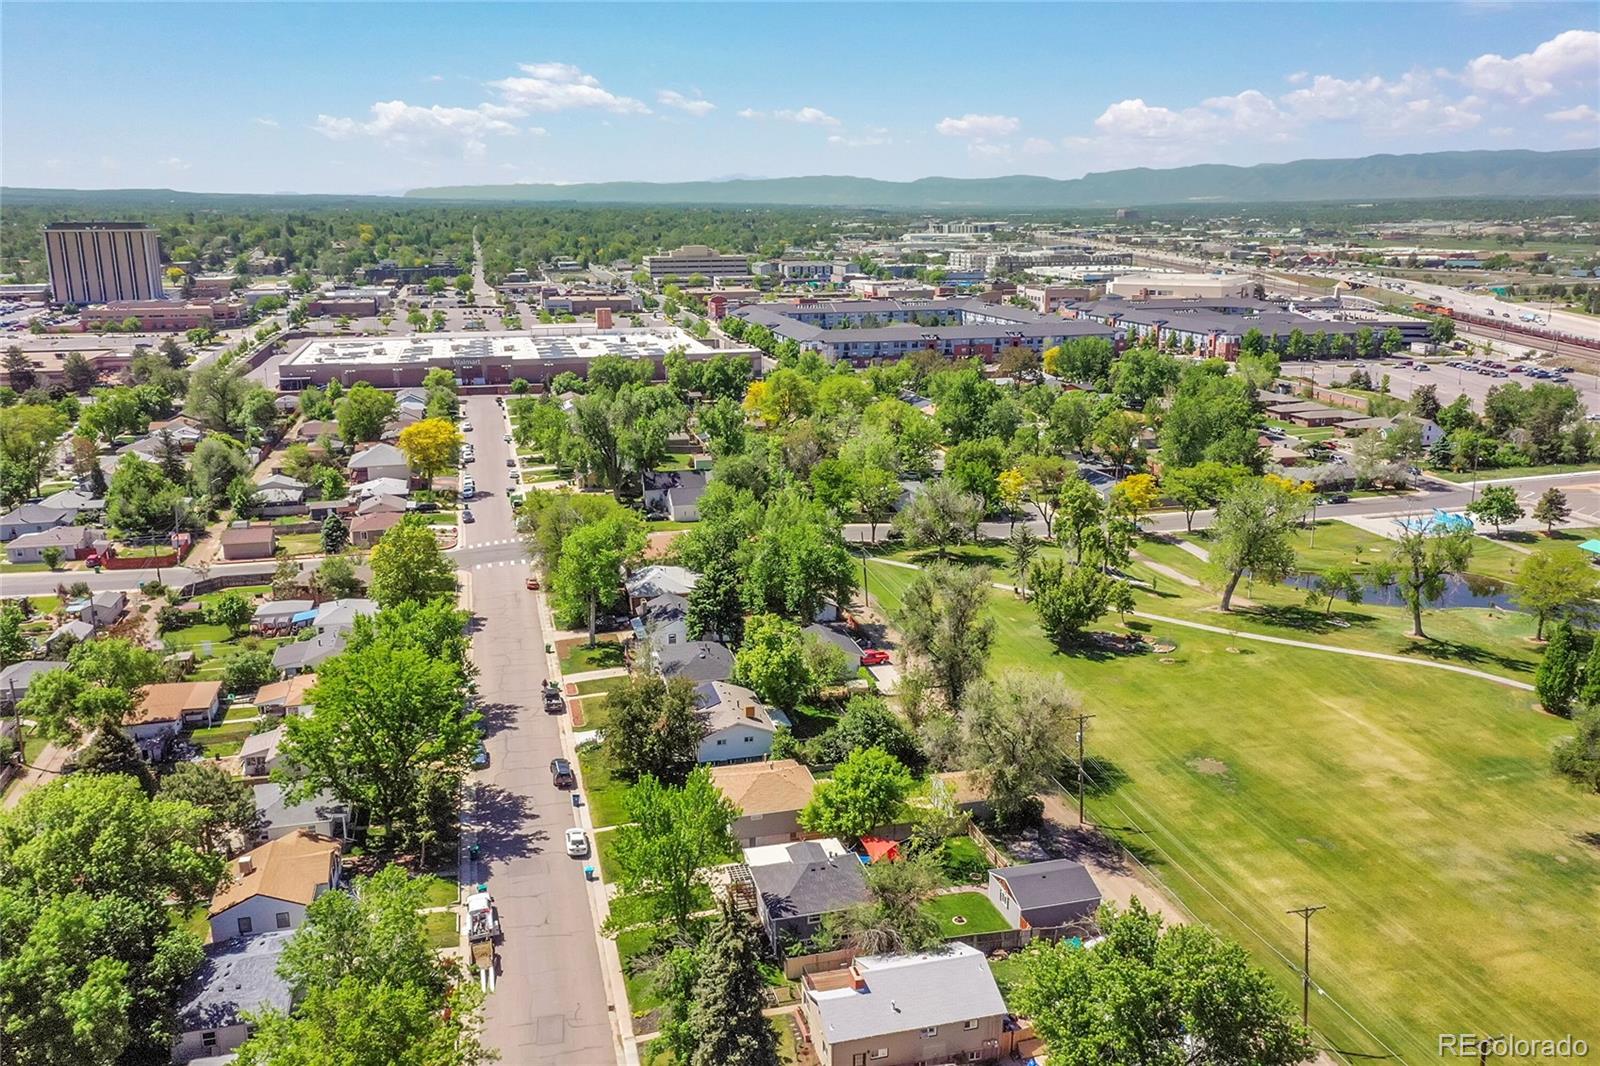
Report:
44,221,164,305
948,248,1133,276
540,291,640,315
361,257,459,283
1105,272,1258,300
276,326,757,390
643,244,751,281
79,298,245,331
188,274,239,298
1018,283,1097,313
1066,296,1429,359
752,259,841,283
732,297,1114,364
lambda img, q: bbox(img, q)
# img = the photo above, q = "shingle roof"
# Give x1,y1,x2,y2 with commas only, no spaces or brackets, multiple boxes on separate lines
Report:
5,525,97,549
711,759,816,816
749,839,870,920
0,659,67,697
659,641,734,683
220,524,275,548
273,632,345,671
807,943,1006,1044
128,681,221,725
208,829,341,916
990,858,1101,912
348,442,405,468
252,781,347,835
626,565,699,599
175,930,293,1032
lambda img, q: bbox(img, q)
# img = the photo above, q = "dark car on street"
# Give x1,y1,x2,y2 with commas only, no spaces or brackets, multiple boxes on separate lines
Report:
550,758,576,788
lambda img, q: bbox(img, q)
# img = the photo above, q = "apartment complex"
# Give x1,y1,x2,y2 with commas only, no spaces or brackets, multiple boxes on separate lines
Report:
44,221,164,305
644,244,751,281
947,248,1134,276
79,298,245,331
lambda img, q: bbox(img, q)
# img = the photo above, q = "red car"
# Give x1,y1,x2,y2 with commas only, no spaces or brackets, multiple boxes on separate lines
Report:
861,649,891,667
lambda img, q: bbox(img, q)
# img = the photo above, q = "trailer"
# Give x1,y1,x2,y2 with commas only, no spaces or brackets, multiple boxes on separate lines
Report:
466,890,499,990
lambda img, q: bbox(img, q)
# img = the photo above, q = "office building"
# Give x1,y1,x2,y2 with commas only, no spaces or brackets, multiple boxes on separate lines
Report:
1105,272,1258,300
79,298,245,331
643,245,751,281
44,222,164,305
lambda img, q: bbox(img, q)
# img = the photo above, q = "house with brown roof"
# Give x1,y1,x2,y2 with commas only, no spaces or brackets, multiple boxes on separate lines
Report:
254,674,316,716
711,758,818,846
219,523,276,561
125,680,222,760
207,829,343,942
349,510,402,547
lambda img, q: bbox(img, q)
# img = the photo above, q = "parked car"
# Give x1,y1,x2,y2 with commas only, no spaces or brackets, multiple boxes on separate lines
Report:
461,422,473,432
472,742,489,769
506,458,516,467
462,508,474,523
861,649,892,667
526,575,541,590
1323,493,1350,504
550,758,575,787
564,828,590,857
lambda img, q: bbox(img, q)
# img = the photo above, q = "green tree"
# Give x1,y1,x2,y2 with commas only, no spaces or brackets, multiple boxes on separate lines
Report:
1535,621,1582,717
1029,557,1122,648
962,673,1080,829
1532,487,1572,533
1162,461,1245,533
337,381,397,443
741,487,855,623
612,769,736,932
0,404,69,497
321,511,350,554
892,478,983,559
185,358,253,432
1306,563,1367,616
1513,548,1599,640
160,760,263,852
205,590,253,637
607,673,706,785
1007,524,1041,600
553,511,645,644
1386,524,1474,639
368,517,457,607
1466,484,1524,535
313,552,363,600
687,902,780,1066
893,562,995,709
1550,707,1600,793
827,853,943,956
0,602,29,667
279,636,478,843
1013,899,1313,1066
807,694,924,769
190,435,251,502
800,747,912,842
105,453,189,536
1211,479,1309,611
40,545,64,571
732,613,818,710
686,557,745,645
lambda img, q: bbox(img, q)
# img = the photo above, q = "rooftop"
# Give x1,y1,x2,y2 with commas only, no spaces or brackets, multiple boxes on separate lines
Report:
284,326,736,370
805,943,1007,1044
129,681,221,725
208,829,341,916
174,931,293,1033
710,759,817,816
991,858,1101,911
748,839,870,920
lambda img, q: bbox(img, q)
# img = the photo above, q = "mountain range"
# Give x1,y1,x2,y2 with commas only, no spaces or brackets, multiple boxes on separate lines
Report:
404,148,1600,208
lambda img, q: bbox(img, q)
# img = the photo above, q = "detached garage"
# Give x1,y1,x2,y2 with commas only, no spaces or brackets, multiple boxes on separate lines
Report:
987,858,1102,930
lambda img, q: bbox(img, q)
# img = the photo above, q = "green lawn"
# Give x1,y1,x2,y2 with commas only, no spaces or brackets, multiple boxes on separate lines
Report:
571,695,611,732
939,835,991,885
923,891,1010,937
418,876,459,908
574,675,630,698
0,562,49,573
423,910,459,949
195,585,270,608
220,704,259,723
169,904,212,944
559,638,627,675
276,533,323,557
187,721,256,758
577,743,631,829
1429,462,1600,483
164,623,235,649
864,557,1600,1064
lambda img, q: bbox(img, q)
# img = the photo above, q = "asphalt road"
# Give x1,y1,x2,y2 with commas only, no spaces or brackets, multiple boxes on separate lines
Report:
458,395,619,1066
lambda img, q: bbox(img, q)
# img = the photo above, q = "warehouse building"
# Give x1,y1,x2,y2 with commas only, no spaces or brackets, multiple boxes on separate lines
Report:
1065,297,1429,359
732,297,1113,364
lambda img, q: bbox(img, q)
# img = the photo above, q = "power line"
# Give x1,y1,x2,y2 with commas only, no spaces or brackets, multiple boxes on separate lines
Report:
1286,904,1328,1027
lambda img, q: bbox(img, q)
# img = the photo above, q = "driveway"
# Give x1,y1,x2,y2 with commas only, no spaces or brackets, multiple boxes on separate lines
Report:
458,395,620,1065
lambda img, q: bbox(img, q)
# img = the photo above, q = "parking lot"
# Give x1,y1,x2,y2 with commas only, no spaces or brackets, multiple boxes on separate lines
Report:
1284,357,1600,417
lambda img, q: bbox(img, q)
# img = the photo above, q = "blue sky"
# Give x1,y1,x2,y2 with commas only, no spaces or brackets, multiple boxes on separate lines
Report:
3,2,1597,194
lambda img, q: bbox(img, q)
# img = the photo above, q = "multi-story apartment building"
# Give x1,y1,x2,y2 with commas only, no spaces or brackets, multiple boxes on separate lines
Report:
44,221,164,305
643,245,751,281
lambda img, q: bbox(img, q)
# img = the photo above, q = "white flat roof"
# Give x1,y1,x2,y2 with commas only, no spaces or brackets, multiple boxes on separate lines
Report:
284,326,731,369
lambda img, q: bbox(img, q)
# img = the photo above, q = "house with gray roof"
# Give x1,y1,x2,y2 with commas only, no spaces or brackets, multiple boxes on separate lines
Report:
987,858,1102,931
255,473,309,515
803,623,863,677
172,931,294,1063
692,679,789,764
0,660,67,707
272,631,346,676
641,469,710,522
625,564,698,608
799,943,1013,1066
41,619,95,653
252,780,352,843
656,640,734,686
0,504,74,544
347,442,409,483
746,838,870,950
39,488,104,516
633,593,689,648
311,597,377,634
5,523,100,564
68,589,126,629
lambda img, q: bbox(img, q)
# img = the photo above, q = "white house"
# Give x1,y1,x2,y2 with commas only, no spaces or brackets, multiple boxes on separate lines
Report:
171,930,293,1063
0,503,73,542
694,680,791,764
206,830,343,942
347,442,409,483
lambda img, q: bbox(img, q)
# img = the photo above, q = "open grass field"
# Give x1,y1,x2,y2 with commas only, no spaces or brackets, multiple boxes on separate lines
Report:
573,675,630,698
1429,462,1600,483
864,556,1600,1065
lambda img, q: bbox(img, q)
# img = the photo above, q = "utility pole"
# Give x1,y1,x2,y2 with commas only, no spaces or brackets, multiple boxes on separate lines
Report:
1069,712,1096,824
1286,904,1327,1027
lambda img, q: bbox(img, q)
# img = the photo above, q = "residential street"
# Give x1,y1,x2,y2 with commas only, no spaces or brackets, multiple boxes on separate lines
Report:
457,395,621,1066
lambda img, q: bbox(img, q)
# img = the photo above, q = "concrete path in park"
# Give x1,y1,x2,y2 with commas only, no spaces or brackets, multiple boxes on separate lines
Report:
871,557,1534,693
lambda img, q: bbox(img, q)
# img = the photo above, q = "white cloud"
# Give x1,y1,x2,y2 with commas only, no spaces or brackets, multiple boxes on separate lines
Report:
1461,29,1600,100
774,106,839,126
426,74,444,83
1546,103,1600,123
936,113,1020,138
253,117,279,128
656,89,714,116
967,141,1014,160
489,61,649,114
828,132,891,148
736,108,764,120
161,156,191,171
312,99,527,158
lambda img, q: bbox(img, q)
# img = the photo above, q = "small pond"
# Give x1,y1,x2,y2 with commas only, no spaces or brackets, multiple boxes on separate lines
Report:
1278,571,1519,611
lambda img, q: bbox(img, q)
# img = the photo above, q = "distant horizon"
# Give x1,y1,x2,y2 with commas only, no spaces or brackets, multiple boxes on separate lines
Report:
2,3,1597,195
